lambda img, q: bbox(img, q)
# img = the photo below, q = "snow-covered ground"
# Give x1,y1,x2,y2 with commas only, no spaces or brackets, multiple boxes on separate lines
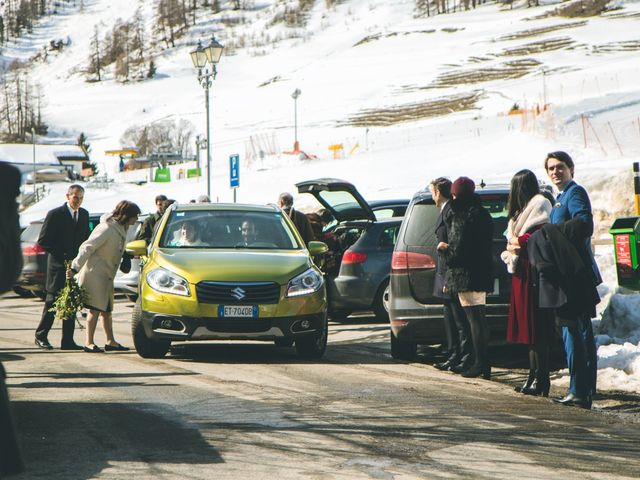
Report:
4,0,640,393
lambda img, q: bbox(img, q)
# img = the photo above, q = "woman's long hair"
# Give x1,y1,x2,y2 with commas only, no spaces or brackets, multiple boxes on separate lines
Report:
507,169,540,220
112,200,141,225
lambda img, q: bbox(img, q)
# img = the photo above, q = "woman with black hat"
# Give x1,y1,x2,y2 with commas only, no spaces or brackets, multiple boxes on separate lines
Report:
438,176,494,379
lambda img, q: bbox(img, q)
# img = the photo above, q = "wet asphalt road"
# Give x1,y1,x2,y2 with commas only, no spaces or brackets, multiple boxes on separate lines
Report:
1,292,640,479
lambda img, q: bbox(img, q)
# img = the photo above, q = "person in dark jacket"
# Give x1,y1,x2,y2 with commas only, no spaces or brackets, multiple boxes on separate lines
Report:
439,177,493,379
0,162,24,477
545,151,600,409
501,170,555,396
34,184,90,350
135,194,167,244
430,177,472,372
278,192,314,245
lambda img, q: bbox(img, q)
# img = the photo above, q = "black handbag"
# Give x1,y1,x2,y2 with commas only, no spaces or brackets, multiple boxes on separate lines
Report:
120,252,132,274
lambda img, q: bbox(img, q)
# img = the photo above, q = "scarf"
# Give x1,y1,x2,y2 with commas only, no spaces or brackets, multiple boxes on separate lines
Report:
500,194,551,273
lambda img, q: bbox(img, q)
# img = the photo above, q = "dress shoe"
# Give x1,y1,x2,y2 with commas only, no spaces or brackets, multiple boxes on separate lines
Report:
83,345,104,353
552,393,589,409
461,364,491,380
434,360,454,371
35,337,53,350
60,343,83,351
104,343,130,352
450,361,472,374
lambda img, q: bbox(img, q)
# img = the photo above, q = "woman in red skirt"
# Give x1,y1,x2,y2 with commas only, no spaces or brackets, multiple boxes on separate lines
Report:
502,169,555,396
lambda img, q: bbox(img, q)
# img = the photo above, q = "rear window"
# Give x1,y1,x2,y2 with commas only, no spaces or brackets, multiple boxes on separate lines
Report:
21,223,43,242
159,210,300,249
379,225,400,247
404,201,439,246
403,194,508,246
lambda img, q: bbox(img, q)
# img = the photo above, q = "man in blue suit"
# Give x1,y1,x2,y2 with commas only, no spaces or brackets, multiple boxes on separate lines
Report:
546,151,601,409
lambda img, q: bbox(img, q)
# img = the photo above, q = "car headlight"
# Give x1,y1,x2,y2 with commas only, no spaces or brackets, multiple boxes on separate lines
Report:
286,268,323,297
146,268,190,297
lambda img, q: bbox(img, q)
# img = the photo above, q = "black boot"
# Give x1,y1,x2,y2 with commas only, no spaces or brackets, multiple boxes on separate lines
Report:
515,370,535,393
462,304,490,380
516,348,537,393
522,344,550,397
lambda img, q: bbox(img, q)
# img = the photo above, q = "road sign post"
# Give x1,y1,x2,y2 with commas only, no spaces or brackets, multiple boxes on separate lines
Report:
229,154,240,203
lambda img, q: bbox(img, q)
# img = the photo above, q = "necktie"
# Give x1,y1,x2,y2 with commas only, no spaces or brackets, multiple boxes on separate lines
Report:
73,211,78,224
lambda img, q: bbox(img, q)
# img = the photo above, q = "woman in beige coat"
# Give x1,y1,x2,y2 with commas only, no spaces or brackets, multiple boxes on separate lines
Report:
68,200,141,353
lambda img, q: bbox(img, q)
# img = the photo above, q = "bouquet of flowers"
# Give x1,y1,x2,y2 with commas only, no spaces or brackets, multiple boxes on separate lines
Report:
49,261,87,321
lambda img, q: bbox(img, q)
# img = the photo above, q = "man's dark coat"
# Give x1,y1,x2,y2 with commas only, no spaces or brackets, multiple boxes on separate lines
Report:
38,203,90,294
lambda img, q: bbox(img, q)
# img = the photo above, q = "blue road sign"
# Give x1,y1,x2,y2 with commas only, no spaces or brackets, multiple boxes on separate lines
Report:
229,154,240,188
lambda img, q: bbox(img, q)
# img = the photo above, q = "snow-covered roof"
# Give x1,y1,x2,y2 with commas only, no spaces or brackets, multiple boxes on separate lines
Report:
0,143,87,166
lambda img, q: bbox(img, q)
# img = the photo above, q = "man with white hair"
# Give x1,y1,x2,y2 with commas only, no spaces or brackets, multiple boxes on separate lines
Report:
278,192,314,245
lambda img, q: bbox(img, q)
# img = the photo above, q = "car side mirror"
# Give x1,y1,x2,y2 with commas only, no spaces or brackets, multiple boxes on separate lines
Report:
308,241,328,256
126,239,147,257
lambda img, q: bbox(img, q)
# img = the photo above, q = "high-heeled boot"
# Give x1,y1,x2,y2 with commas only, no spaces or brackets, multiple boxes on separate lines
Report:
461,305,490,380
522,345,550,397
516,348,536,393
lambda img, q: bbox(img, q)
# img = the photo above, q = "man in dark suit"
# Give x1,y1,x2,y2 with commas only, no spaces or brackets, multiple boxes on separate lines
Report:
34,184,90,350
278,192,314,245
546,151,601,409
135,194,167,244
430,177,471,372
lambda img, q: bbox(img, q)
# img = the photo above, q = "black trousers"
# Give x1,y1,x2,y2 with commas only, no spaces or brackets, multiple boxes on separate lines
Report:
35,293,76,346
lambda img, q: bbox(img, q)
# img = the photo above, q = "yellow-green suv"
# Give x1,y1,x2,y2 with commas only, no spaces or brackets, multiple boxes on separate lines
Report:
127,203,328,359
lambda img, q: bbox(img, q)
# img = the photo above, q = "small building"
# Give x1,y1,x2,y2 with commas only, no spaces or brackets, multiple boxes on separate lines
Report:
0,143,90,178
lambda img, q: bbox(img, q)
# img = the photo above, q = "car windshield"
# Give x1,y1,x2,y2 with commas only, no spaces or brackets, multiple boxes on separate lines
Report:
159,210,301,250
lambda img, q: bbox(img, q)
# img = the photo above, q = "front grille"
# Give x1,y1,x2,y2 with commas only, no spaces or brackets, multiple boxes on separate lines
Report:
206,319,272,333
196,281,280,304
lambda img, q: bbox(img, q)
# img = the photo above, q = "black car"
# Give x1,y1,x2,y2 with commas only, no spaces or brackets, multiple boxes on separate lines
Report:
388,185,511,360
14,213,103,299
296,178,408,321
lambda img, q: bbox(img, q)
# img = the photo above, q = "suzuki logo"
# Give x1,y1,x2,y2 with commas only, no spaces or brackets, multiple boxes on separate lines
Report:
231,287,246,300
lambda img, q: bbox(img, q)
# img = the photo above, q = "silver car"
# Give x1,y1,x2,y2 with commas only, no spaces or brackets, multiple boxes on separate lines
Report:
114,215,148,301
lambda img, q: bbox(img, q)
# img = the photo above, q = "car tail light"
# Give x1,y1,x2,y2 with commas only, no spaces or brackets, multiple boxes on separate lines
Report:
22,244,46,256
391,251,436,272
342,250,368,265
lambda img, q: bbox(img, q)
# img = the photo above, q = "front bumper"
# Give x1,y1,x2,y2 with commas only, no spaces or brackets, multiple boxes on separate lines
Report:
140,310,327,342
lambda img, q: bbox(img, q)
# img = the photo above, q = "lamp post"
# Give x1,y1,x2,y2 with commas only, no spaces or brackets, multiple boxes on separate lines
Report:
291,88,301,153
31,127,36,198
189,36,224,199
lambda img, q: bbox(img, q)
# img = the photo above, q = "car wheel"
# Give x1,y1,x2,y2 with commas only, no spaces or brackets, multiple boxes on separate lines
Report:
373,280,390,323
295,316,328,359
12,287,33,298
274,338,294,347
390,330,416,361
131,304,170,359
126,294,139,302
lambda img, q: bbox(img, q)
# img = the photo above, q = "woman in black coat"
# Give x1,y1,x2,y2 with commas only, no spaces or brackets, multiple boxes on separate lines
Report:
439,177,493,379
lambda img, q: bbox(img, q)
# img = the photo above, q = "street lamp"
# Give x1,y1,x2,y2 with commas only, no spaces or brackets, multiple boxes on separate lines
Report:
189,36,224,199
31,127,36,198
291,88,301,153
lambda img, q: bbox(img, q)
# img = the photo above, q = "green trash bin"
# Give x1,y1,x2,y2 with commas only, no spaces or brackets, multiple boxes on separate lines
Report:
610,216,640,289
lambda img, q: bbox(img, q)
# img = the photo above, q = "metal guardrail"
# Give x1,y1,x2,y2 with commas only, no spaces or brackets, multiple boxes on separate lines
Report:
86,175,114,189
19,185,49,211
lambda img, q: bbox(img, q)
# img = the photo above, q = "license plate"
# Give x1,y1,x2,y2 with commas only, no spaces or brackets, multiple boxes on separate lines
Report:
218,305,258,318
